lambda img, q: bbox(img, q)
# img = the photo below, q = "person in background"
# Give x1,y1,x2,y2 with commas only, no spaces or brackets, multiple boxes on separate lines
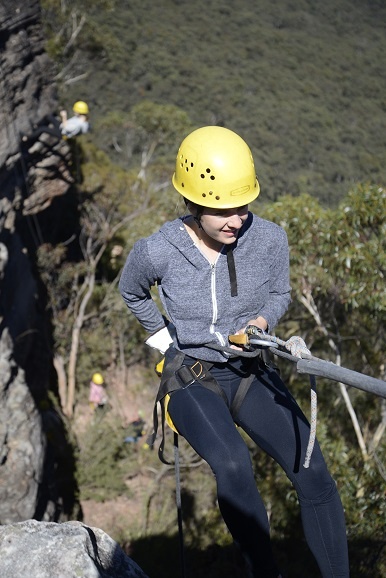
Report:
21,100,90,147
118,126,350,577
59,100,90,139
123,411,147,444
89,372,107,411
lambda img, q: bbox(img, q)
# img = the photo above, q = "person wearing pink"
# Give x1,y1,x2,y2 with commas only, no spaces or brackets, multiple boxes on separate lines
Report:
89,372,107,410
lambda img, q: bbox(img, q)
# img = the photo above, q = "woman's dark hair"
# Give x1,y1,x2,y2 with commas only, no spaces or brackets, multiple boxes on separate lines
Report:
183,197,204,228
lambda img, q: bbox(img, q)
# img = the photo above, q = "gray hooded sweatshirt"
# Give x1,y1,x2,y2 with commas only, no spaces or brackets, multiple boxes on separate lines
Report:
119,212,291,363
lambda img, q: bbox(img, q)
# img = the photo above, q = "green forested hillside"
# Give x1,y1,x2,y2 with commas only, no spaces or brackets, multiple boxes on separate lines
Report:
43,0,386,204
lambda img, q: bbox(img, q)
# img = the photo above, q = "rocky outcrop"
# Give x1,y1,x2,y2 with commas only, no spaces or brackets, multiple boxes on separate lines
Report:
0,1,79,523
0,330,45,523
0,0,74,214
0,520,149,577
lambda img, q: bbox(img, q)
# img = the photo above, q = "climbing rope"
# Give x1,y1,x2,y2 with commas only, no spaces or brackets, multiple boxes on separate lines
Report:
256,332,317,468
304,375,317,469
223,328,318,467
173,433,186,578
274,334,312,358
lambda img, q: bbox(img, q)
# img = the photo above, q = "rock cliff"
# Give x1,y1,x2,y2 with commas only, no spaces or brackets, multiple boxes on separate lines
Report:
0,0,78,523
0,5,153,576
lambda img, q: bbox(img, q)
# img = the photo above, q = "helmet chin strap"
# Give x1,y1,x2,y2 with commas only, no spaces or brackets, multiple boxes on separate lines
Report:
193,215,203,230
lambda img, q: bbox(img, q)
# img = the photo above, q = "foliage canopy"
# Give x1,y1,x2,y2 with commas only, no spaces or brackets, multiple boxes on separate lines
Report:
42,0,386,205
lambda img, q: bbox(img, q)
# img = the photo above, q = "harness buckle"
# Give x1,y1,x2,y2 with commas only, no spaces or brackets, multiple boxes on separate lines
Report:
175,361,204,388
175,365,196,388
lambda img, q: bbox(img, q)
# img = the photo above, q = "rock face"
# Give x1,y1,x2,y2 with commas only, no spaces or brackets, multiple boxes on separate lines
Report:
0,520,149,578
0,1,78,522
0,0,73,212
1,6,148,577
0,330,45,523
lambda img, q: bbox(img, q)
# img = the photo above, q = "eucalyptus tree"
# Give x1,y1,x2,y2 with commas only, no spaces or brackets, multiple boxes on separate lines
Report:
259,185,385,455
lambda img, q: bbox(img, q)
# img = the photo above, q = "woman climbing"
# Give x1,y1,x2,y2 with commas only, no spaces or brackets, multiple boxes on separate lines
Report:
21,100,90,146
119,126,350,578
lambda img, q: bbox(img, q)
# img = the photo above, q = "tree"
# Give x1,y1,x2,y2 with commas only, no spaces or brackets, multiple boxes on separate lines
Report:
38,143,153,417
38,97,192,417
259,184,385,466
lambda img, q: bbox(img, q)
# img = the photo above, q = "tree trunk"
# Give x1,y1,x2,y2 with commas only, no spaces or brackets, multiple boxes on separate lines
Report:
65,270,95,417
53,354,67,411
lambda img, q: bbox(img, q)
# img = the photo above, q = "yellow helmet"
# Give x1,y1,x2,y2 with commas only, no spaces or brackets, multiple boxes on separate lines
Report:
92,372,104,385
73,100,89,115
172,126,260,209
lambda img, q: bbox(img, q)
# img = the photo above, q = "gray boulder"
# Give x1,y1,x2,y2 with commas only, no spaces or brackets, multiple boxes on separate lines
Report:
0,330,45,524
0,519,149,577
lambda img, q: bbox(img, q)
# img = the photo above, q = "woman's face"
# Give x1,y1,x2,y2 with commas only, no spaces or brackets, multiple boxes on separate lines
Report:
198,205,249,245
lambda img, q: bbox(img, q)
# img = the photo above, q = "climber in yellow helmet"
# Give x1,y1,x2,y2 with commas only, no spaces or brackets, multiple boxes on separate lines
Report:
88,372,107,411
21,100,90,149
59,101,90,139
119,126,349,578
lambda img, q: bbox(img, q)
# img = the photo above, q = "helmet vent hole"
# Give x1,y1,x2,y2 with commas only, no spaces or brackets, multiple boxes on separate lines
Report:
215,196,220,200
181,182,185,187
191,162,194,167
209,191,213,195
202,193,206,197
200,174,205,179
210,175,215,180
206,168,211,173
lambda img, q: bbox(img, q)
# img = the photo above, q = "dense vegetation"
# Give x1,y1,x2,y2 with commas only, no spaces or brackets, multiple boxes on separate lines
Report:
35,1,386,576
41,0,386,205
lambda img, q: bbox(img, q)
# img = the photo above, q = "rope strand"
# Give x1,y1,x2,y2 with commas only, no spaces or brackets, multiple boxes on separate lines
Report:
250,332,317,468
304,375,317,468
210,331,318,467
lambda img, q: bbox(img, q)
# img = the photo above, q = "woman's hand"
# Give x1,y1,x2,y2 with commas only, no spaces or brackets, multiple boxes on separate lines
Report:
229,316,268,350
236,315,268,335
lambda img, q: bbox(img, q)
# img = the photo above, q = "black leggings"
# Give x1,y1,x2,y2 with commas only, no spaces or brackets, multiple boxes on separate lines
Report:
23,114,62,144
167,357,349,578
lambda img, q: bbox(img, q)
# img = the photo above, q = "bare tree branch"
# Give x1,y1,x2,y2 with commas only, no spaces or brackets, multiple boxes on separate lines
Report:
299,288,369,460
63,12,86,55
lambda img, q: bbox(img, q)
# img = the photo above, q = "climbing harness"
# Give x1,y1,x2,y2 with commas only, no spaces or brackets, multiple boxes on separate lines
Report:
148,343,269,463
147,347,229,464
149,327,386,466
149,329,386,578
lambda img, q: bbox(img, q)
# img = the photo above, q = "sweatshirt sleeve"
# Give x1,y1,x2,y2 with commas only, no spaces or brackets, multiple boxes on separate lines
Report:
118,238,166,334
258,227,292,330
